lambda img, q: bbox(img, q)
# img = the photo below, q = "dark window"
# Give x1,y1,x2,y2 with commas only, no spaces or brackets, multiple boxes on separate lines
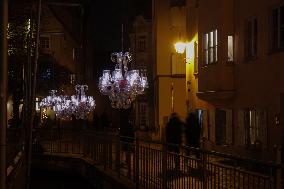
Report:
245,18,257,59
272,5,284,50
40,36,50,49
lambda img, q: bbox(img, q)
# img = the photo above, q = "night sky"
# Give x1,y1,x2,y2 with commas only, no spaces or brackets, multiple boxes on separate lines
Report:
87,0,152,80
90,0,151,51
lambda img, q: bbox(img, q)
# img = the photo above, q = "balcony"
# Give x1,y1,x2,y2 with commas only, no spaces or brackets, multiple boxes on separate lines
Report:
197,61,235,103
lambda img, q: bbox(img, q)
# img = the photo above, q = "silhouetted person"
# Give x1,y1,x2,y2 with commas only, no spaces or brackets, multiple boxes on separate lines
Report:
165,113,183,169
185,112,201,159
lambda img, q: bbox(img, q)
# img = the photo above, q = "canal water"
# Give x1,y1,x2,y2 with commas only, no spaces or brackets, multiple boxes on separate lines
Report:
31,168,96,189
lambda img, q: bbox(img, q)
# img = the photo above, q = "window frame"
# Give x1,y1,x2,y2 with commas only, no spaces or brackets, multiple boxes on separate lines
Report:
271,4,284,51
40,36,50,50
203,29,218,66
243,108,267,146
245,18,258,60
138,102,148,129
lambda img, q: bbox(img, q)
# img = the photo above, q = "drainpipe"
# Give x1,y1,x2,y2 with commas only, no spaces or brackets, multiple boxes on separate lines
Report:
0,0,8,188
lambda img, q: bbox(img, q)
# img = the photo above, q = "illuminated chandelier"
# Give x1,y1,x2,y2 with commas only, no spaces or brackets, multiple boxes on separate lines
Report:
39,90,70,119
39,85,95,119
99,51,148,109
71,85,96,119
39,90,61,108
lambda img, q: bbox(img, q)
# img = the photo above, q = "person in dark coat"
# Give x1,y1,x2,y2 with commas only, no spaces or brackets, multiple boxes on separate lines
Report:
165,113,183,169
185,112,201,159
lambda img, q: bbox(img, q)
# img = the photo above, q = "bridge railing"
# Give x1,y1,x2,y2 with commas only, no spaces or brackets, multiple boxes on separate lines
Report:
32,129,284,189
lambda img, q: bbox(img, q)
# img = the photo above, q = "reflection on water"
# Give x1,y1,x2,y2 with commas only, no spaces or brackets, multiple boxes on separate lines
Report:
31,168,95,189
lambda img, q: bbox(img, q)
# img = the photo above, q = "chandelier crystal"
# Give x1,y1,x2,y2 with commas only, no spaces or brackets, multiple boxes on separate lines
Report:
40,90,61,108
39,85,95,119
71,85,96,119
99,51,148,109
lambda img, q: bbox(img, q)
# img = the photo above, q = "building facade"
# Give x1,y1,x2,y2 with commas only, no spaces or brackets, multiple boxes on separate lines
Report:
36,3,83,122
153,0,188,140
154,0,284,160
129,15,154,135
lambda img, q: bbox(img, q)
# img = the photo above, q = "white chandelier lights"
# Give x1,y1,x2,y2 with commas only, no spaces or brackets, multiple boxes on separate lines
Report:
39,85,95,119
98,51,148,109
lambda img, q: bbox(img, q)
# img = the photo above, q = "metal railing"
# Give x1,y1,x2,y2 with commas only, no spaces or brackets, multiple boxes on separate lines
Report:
32,129,284,189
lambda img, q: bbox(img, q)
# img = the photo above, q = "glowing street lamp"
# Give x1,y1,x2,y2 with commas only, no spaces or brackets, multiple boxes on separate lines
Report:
174,41,194,64
174,42,186,54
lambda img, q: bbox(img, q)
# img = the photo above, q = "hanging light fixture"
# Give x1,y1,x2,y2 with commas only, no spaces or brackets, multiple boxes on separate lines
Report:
98,24,148,109
98,53,148,109
39,85,95,119
71,85,96,119
39,90,61,108
53,95,72,119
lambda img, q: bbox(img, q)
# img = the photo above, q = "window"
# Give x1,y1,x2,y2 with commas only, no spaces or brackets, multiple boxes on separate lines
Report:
272,5,284,50
35,98,40,112
42,68,51,80
138,36,146,52
203,29,218,65
70,74,75,84
40,36,50,49
228,36,234,61
215,109,233,145
244,109,267,146
139,102,148,129
245,18,257,58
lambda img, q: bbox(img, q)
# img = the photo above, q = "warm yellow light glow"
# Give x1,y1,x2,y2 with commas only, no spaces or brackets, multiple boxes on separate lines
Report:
185,42,194,64
42,108,48,120
35,97,40,112
174,42,186,54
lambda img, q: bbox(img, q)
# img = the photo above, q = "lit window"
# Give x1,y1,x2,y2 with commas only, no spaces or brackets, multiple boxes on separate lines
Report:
203,29,218,65
244,109,267,146
245,18,257,59
272,5,284,50
228,36,234,61
36,98,40,112
70,74,76,84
